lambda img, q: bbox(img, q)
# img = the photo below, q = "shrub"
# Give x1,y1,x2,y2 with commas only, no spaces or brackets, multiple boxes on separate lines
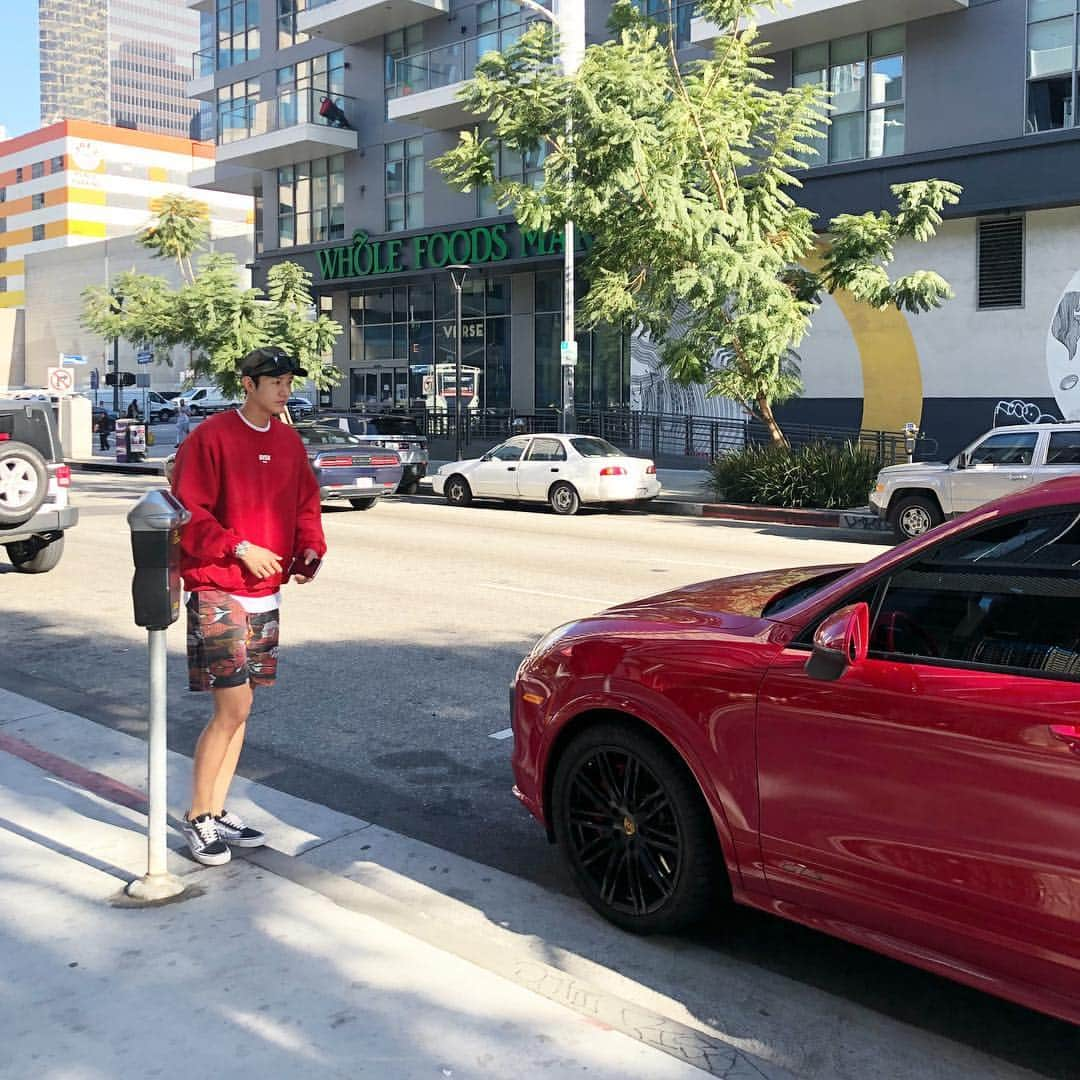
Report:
706,442,880,509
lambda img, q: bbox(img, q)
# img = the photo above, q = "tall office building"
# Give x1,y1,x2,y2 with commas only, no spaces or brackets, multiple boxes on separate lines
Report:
39,0,200,138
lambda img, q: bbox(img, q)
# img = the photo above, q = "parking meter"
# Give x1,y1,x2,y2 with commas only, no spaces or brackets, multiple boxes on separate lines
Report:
127,490,190,630
903,421,919,464
124,489,191,903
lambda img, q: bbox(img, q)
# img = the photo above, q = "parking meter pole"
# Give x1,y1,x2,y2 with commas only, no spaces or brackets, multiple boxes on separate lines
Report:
125,489,191,904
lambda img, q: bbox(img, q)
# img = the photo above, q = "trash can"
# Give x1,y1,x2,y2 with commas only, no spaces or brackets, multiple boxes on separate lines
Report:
115,419,147,463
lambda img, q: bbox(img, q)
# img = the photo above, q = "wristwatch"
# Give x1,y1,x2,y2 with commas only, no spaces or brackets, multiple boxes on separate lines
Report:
233,540,251,559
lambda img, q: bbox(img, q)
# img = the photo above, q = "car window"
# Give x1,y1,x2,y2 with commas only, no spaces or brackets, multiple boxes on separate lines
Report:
968,431,1038,466
570,437,623,458
490,443,525,462
527,438,567,462
370,416,419,436
296,426,360,446
1046,430,1080,465
869,509,1080,677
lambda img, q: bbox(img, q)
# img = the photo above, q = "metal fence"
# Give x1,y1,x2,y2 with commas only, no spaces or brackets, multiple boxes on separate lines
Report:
403,407,911,464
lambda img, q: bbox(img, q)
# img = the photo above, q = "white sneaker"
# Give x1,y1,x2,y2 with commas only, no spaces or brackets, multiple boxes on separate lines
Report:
214,809,266,848
182,813,231,866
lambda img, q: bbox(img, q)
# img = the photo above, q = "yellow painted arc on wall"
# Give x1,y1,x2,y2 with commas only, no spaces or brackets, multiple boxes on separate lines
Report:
802,251,923,432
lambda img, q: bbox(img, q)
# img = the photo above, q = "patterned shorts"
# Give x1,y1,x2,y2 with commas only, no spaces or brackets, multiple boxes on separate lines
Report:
186,589,280,692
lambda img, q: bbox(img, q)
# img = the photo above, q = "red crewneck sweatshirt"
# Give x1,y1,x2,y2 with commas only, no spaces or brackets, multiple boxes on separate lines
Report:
171,410,326,596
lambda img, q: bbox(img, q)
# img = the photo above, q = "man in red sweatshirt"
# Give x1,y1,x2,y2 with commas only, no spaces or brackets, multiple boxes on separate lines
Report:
170,346,326,865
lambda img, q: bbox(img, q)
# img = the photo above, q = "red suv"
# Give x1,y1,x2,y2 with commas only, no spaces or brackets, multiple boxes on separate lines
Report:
511,476,1080,1025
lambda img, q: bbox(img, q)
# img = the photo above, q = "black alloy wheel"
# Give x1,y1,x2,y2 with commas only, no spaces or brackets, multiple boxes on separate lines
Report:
552,724,725,934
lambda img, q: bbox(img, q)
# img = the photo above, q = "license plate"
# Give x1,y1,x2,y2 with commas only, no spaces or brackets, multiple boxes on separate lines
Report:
355,477,373,488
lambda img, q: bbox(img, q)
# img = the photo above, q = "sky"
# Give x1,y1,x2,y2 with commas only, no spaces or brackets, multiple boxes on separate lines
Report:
0,3,40,141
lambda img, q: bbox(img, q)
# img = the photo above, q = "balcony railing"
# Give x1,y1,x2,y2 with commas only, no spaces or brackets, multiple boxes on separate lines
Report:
387,23,548,100
217,86,356,146
191,46,215,80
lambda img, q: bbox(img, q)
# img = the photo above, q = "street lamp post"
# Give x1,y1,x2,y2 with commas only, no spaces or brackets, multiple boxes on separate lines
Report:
518,0,584,433
448,264,469,462
110,291,124,414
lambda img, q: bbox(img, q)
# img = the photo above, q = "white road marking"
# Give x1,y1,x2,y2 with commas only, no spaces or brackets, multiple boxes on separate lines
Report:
488,728,513,740
478,582,614,604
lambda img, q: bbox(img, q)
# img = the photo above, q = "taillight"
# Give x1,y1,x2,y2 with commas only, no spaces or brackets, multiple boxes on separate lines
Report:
54,464,71,487
319,456,353,467
645,464,656,475
599,466,627,477
0,433,9,441
371,455,398,467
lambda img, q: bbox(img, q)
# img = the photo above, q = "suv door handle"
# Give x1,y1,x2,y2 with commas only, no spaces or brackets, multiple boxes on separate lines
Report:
507,466,516,471
550,468,559,473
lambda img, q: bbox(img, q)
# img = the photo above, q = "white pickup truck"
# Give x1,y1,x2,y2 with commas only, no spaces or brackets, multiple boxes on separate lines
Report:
870,422,1080,540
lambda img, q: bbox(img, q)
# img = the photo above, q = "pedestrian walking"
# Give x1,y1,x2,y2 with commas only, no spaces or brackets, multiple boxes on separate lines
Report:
95,411,110,451
175,399,191,446
170,347,326,866
127,398,141,420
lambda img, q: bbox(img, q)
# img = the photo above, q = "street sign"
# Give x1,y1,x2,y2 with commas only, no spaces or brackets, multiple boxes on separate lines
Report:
47,367,74,394
422,375,435,395
560,339,578,367
90,368,100,390
136,350,153,364
59,353,87,365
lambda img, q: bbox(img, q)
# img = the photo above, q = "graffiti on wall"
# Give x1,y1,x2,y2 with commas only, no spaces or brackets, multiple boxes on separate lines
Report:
993,399,1058,426
1046,284,1080,419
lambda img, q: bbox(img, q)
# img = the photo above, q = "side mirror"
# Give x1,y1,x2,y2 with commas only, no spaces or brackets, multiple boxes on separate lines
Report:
805,602,869,682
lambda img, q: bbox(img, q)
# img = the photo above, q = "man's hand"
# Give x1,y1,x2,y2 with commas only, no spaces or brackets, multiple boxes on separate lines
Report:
292,547,320,585
239,544,283,579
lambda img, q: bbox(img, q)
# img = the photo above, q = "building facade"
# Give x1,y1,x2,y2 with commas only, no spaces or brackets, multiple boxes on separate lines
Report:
40,0,200,138
0,119,253,311
187,0,1079,455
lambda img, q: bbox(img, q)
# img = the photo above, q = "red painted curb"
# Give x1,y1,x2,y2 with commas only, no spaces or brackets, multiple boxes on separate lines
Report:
0,731,148,813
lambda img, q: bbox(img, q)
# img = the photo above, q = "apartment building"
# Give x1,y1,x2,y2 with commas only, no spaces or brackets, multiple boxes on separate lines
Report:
187,0,1076,454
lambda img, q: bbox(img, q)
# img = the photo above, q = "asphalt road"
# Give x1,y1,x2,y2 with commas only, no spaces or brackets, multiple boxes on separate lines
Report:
2,474,1077,1076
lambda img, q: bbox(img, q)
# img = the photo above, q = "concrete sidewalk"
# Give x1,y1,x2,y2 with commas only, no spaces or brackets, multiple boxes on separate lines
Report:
0,687,789,1080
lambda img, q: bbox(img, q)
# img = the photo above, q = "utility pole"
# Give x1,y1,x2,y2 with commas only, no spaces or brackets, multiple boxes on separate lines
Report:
448,265,469,462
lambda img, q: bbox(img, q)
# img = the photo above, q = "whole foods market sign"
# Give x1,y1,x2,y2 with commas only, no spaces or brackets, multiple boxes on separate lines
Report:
316,224,586,281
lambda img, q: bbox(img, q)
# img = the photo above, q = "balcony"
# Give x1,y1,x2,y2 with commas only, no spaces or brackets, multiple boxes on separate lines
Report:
387,25,546,128
186,0,212,11
189,162,260,196
216,87,359,171
188,47,215,101
298,0,448,44
691,0,968,53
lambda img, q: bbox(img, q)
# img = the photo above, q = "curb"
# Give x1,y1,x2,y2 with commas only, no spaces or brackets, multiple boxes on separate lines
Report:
647,498,891,532
68,458,166,476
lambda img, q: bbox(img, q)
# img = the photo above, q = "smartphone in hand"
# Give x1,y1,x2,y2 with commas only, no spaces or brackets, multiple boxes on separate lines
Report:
287,553,322,580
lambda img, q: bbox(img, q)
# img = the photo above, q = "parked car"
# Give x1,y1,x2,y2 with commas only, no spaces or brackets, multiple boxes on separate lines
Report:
0,398,76,572
319,413,428,494
285,396,315,421
293,422,402,510
870,422,1080,540
432,434,660,515
512,475,1080,1024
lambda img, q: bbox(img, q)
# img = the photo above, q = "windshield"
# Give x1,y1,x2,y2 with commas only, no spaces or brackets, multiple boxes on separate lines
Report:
761,569,851,618
297,425,361,446
370,416,420,436
571,438,624,458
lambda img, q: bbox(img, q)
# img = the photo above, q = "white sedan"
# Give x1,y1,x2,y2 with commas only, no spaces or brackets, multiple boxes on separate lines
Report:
431,434,661,515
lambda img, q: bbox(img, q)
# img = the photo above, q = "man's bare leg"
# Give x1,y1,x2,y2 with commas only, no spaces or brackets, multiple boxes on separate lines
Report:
210,718,247,816
189,683,253,820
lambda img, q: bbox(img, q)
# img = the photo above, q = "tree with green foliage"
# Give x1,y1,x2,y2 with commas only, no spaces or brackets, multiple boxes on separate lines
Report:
434,0,961,444
82,197,341,399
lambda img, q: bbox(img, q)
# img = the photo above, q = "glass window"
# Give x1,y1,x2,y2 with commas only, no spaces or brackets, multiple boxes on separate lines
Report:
793,27,905,166
571,438,624,457
1046,430,1080,464
868,510,1080,677
967,431,1038,466
386,138,423,232
32,224,44,242
31,192,44,210
1028,1,1080,132
276,155,343,248
491,442,525,461
278,0,308,48
527,437,567,461
216,0,259,69
50,155,65,173
31,161,45,180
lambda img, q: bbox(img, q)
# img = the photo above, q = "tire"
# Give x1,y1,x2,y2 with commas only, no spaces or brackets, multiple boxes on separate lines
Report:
348,497,377,510
444,474,472,507
551,722,727,934
398,480,419,495
7,534,64,574
549,481,580,516
0,442,48,526
890,494,943,542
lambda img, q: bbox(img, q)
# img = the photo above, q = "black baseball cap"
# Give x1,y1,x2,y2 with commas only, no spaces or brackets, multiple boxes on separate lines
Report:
240,346,308,379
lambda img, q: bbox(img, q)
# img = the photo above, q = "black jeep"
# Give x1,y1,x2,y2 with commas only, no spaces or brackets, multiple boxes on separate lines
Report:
0,400,77,573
